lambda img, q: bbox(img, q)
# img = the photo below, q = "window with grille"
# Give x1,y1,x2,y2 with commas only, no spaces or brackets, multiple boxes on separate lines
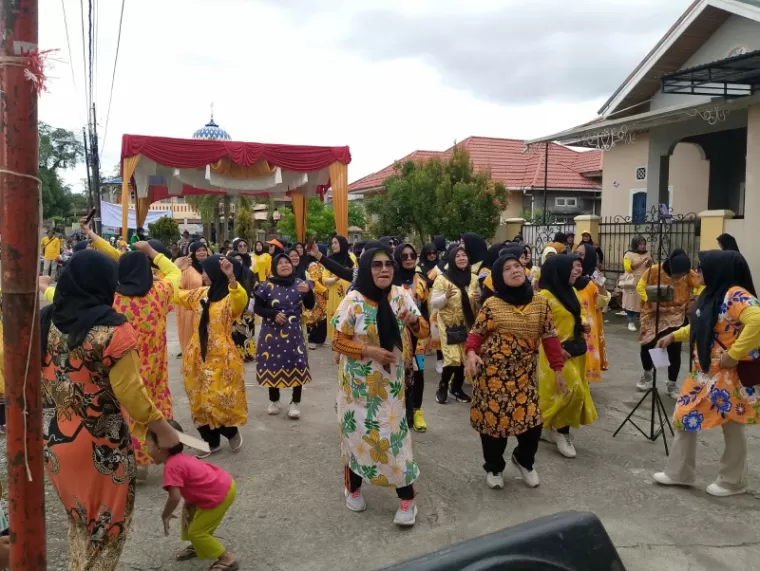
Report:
635,167,647,181
555,197,577,207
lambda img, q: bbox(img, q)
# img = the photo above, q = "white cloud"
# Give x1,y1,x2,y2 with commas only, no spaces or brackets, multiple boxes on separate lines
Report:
38,0,693,194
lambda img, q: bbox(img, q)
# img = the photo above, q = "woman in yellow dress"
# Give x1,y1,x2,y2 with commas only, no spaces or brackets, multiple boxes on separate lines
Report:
176,255,248,456
419,243,443,373
252,240,271,282
324,235,356,341
176,241,207,358
574,244,610,383
431,245,480,404
538,255,598,459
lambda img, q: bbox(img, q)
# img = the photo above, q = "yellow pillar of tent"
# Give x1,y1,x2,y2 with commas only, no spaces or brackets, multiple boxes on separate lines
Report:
291,190,308,242
120,155,141,237
329,161,349,237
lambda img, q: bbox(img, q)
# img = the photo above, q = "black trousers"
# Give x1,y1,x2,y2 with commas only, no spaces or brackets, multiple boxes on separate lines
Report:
308,320,327,345
345,467,415,500
269,385,303,403
640,326,682,382
436,350,443,361
404,369,426,424
440,365,464,392
480,425,542,474
197,425,239,449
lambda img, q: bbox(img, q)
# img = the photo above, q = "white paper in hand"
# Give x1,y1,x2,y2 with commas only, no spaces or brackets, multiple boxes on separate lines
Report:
176,430,210,453
648,348,671,369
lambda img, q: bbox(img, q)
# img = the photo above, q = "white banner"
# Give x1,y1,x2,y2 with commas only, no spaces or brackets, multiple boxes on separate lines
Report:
100,201,173,230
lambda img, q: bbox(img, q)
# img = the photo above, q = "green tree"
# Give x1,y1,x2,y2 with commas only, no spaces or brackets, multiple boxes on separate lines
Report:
277,197,368,241
234,206,256,244
365,145,508,242
186,195,220,239
148,216,180,245
39,122,84,220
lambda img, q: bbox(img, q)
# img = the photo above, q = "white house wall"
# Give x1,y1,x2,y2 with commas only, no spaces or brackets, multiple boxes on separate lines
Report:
651,14,760,112
601,133,710,218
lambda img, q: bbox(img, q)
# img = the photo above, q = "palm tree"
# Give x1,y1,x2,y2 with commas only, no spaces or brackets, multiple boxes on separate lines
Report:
186,195,220,242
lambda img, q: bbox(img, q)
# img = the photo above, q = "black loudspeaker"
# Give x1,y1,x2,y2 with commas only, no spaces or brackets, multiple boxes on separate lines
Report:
380,511,627,571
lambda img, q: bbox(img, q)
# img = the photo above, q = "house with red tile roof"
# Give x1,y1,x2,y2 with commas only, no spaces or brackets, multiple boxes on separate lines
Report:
348,136,603,223
526,0,760,273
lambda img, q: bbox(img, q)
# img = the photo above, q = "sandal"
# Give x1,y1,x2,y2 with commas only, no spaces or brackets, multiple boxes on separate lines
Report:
209,561,239,570
175,545,197,561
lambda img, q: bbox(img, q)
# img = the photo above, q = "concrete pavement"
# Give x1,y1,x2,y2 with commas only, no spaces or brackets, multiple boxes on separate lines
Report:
19,313,760,570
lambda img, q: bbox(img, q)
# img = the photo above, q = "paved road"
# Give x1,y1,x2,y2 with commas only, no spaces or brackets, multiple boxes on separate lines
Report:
20,311,760,570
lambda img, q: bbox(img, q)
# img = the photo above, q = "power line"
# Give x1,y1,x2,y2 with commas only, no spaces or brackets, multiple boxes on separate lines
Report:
79,0,90,112
87,0,94,110
102,0,127,156
60,0,77,92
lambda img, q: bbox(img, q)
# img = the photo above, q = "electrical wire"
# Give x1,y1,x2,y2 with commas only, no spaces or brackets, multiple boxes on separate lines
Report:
102,0,127,156
60,0,77,92
79,0,90,112
87,0,94,112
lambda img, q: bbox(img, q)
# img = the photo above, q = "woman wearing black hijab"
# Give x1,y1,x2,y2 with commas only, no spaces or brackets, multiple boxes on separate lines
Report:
465,254,566,490
418,243,445,373
654,250,760,497
176,241,208,359
636,248,701,397
717,233,740,252
537,255,597,459
393,243,431,432
324,235,357,340
461,232,488,271
331,246,428,526
431,245,480,404
175,254,249,455
39,250,178,569
228,249,258,362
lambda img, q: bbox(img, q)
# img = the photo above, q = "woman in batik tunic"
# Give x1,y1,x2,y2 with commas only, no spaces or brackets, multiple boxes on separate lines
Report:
332,246,429,527
229,239,258,362
176,255,248,455
305,254,328,348
419,243,443,372
325,235,356,341
654,250,760,497
176,241,207,356
40,250,178,571
465,254,565,490
254,254,315,419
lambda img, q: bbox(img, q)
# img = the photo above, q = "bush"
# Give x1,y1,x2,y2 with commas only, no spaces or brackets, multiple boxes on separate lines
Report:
148,216,180,245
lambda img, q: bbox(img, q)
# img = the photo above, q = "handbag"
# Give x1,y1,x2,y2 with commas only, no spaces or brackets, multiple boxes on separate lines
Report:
445,324,468,345
561,337,588,358
618,273,637,289
645,284,674,303
715,339,760,387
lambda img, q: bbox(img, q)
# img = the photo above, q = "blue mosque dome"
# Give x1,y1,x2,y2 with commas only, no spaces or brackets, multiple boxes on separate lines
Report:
192,108,231,141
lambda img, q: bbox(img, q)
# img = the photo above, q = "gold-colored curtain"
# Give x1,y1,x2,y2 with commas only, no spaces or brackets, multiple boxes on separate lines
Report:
329,161,349,237
121,155,141,236
135,194,153,229
291,191,308,243
210,157,276,178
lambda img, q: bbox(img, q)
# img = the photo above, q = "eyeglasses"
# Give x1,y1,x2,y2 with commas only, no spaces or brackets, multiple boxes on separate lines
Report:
371,260,394,270
400,253,417,261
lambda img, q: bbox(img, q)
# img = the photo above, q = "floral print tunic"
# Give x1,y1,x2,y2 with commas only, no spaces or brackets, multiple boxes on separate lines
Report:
674,287,760,431
332,287,422,489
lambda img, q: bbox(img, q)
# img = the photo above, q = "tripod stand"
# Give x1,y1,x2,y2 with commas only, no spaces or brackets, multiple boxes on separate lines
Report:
613,209,675,455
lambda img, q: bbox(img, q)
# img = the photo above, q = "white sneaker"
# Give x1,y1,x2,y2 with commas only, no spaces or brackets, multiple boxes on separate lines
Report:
636,371,653,392
344,488,367,512
486,472,504,489
228,431,243,452
435,360,443,375
288,402,301,420
706,482,746,497
653,471,693,487
393,499,417,526
196,445,221,459
267,401,281,415
308,343,317,350
627,322,637,332
665,382,679,399
511,456,540,488
555,432,577,458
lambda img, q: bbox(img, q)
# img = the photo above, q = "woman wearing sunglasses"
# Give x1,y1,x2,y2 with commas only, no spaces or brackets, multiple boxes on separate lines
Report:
331,245,429,527
393,243,431,433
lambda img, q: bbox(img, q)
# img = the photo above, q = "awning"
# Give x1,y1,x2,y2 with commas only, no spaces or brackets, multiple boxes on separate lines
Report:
661,49,760,98
524,92,760,148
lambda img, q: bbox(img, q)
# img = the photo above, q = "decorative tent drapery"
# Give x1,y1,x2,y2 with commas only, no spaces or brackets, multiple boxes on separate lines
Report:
119,134,351,239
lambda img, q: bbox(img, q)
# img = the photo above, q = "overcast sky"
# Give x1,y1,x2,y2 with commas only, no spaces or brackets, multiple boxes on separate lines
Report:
38,0,693,193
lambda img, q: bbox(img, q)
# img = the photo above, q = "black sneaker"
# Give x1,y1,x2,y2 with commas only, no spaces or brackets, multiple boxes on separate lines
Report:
436,388,448,404
450,389,472,403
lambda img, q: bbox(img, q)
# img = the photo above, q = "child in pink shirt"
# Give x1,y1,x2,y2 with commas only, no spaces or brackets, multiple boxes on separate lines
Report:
147,420,238,570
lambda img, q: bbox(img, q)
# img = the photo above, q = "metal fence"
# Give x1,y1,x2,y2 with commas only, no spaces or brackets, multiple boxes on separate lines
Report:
598,211,700,273
522,223,576,263
517,209,699,272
